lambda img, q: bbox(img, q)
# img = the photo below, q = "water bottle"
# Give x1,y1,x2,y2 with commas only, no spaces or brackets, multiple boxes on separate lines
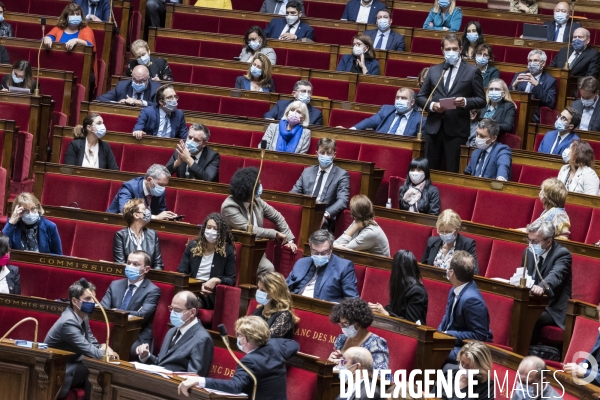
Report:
386,198,392,209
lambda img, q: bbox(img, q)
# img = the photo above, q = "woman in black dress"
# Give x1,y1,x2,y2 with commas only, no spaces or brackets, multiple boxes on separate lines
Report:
252,271,299,338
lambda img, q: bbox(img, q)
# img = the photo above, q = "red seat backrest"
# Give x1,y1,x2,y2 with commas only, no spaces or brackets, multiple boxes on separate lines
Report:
480,292,513,347
271,71,302,95
284,49,330,70
311,26,356,46
243,159,305,192
219,97,272,119
41,174,112,211
347,171,361,199
385,59,432,79
585,208,600,245
0,101,31,132
354,84,399,106
217,17,267,36
360,267,391,306
156,231,191,272
292,309,341,358
120,144,174,174
564,316,600,364
59,137,74,163
571,254,600,305
370,325,418,371
422,278,451,329
168,63,194,84
44,217,77,256
71,221,121,261
472,191,536,229
173,190,228,226
190,66,240,90
0,306,60,343
207,126,253,147
485,240,527,280
171,13,220,32
435,182,478,221
287,366,318,400
152,282,176,353
155,36,201,57
177,91,222,114
212,285,242,333
460,233,493,277
358,144,413,181
376,218,432,261
517,165,558,186
199,41,241,61
11,261,53,297
262,202,303,241
218,155,245,185
209,346,245,379
307,138,362,160
563,203,593,243
353,264,366,295
310,78,350,102
98,113,138,133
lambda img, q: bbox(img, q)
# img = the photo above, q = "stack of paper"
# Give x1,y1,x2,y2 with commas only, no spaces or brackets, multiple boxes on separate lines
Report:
509,268,534,288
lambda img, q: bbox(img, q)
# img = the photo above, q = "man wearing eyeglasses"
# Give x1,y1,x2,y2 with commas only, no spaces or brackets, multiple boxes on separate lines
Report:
264,80,323,125
96,65,161,106
136,290,214,375
133,84,189,140
537,107,581,155
522,220,572,346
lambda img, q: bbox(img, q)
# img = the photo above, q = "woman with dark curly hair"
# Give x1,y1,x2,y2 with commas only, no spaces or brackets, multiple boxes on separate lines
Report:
221,167,296,275
252,271,299,338
177,212,236,309
328,297,389,371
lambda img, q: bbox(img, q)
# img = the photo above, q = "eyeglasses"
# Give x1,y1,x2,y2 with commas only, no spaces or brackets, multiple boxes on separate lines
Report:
168,306,188,313
21,208,38,215
524,237,548,245
132,78,148,85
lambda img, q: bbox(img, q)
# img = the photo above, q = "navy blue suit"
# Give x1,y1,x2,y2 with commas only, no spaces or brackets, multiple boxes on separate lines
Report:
537,130,580,155
364,29,405,52
96,79,161,105
2,218,63,255
106,176,167,215
543,20,581,43
73,0,111,22
286,254,359,302
464,142,512,180
336,54,379,75
586,333,600,386
353,105,424,135
133,105,188,139
341,0,386,24
438,281,493,360
511,71,556,123
264,18,314,41
263,100,323,125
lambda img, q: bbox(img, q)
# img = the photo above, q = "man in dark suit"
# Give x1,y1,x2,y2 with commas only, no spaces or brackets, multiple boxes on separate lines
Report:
290,138,349,232
464,118,512,181
416,33,486,173
136,290,214,374
107,164,178,220
165,123,220,182
352,87,424,135
286,229,359,302
341,0,386,24
146,0,181,29
264,1,314,41
260,0,304,14
96,65,160,106
74,0,110,22
438,250,493,362
132,84,188,140
336,347,380,400
364,9,405,51
572,76,600,132
45,280,118,398
511,49,557,123
543,2,581,43
178,316,299,399
264,80,323,125
537,107,581,155
101,250,161,358
524,220,572,345
549,28,600,77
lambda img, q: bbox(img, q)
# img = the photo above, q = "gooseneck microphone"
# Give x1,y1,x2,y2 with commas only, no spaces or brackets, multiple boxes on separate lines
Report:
109,0,120,34
35,18,46,97
79,278,112,362
217,324,257,400
0,317,40,349
563,0,577,70
417,62,450,140
530,248,555,297
247,140,268,233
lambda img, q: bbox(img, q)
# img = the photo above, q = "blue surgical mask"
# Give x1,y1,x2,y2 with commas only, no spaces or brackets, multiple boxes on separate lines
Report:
438,0,450,7
237,337,245,352
318,154,333,168
186,139,200,154
342,325,358,338
488,90,503,102
311,254,329,267
164,100,178,112
94,124,106,139
394,99,410,114
22,211,40,225
255,289,269,305
466,32,479,43
78,299,95,314
68,15,82,25
248,40,261,51
444,50,459,65
250,65,262,77
530,243,544,256
581,96,596,107
475,55,488,66
297,92,311,104
554,11,568,25
572,38,585,52
150,179,166,197
516,381,540,399
137,54,150,65
439,232,456,244
0,15,4,23
11,72,24,84
170,309,189,327
125,265,141,281
132,81,147,93
555,118,567,131
255,184,263,198
377,18,390,31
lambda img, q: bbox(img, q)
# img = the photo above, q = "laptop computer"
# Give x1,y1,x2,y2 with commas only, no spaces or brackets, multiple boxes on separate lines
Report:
522,24,548,41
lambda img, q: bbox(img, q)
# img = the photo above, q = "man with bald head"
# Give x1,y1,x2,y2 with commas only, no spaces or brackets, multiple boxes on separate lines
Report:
136,290,214,375
335,347,382,400
543,2,581,43
96,64,161,106
550,27,600,77
511,356,563,399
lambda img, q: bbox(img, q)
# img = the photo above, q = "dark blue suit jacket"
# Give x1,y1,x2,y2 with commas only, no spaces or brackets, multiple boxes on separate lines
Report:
132,105,188,139
106,176,167,215
286,254,359,302
511,71,556,122
96,79,161,104
263,100,323,125
341,0,386,24
537,130,580,155
364,29,405,51
438,281,493,344
336,54,380,75
2,218,63,255
264,18,314,41
464,142,512,180
543,20,581,43
353,105,424,135
74,0,110,22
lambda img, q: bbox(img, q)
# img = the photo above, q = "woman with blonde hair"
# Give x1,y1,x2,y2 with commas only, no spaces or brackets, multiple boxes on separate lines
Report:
423,0,462,32
479,78,516,135
178,212,236,309
529,178,571,239
126,39,173,81
261,100,311,154
334,194,390,256
234,53,275,92
421,209,479,274
64,112,119,170
252,271,299,338
336,34,379,75
2,193,62,255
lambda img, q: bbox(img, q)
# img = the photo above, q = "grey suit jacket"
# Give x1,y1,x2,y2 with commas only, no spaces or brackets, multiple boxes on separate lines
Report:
290,164,350,219
221,196,294,241
261,123,311,154
145,321,214,375
44,307,104,398
100,278,161,343
260,0,304,13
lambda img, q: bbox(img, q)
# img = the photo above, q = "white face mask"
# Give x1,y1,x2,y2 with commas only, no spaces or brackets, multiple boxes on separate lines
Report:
475,136,490,150
341,324,358,338
204,228,218,243
562,147,571,164
409,171,425,185
352,45,364,56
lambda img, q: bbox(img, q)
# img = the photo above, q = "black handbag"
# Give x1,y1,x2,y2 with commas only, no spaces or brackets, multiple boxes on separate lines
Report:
528,345,561,362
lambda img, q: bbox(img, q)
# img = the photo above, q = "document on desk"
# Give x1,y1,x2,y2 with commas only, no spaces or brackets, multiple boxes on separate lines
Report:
439,97,456,110
204,388,247,397
130,362,173,375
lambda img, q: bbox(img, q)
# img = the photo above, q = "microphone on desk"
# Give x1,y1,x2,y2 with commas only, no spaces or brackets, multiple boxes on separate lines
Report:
109,0,120,35
417,62,450,141
35,18,46,97
79,278,112,362
529,247,555,297
0,317,40,349
247,140,268,233
217,324,257,400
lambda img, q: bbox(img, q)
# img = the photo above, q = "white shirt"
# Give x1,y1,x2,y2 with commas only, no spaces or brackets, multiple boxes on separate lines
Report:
131,90,148,107
302,272,318,298
356,3,371,23
556,23,566,42
374,29,390,50
430,58,464,111
139,318,199,363
122,278,144,304
525,72,542,93
81,138,99,168
579,97,598,131
185,149,203,179
0,266,10,294
279,20,300,37
157,108,171,138
452,282,469,309
312,163,333,201
128,228,145,251
568,48,583,66
388,109,413,135
196,252,215,281
549,131,570,153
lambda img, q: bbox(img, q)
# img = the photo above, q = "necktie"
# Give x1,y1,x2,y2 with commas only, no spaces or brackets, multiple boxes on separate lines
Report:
554,25,560,41
120,284,136,310
474,151,488,177
388,113,404,134
160,114,170,137
313,170,325,200
549,133,562,154
168,329,182,350
375,33,384,50
274,0,283,14
445,291,456,331
444,65,453,93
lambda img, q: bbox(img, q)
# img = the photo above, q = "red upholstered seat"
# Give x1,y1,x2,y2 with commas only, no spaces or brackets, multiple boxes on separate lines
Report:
0,307,59,343
353,264,366,295
435,182,478,221
585,209,600,245
310,78,350,102
517,165,559,186
481,292,513,347
460,233,493,277
371,325,419,371
539,325,564,344
376,218,433,262
209,346,245,379
13,131,33,182
292,309,341,358
498,133,521,149
491,362,517,400
45,217,77,256
217,18,268,36
173,190,228,226
243,159,304,192
211,285,242,333
250,132,265,148
571,254,600,304
510,164,522,182
422,278,451,329
59,137,74,163
304,1,347,19
155,37,201,57
190,66,241,89
208,127,254,147
71,221,121,261
287,366,318,400
98,113,138,133
272,72,303,95
177,91,221,114
384,59,430,79
219,97,272,119
171,13,220,32
360,268,391,306
262,202,303,241
169,64,194,84
120,144,174,174
156,231,190,271
199,42,241,61
152,282,176,354
307,138,361,160
9,262,53,299
387,176,405,209
485,240,527,280
0,101,31,132
540,107,559,126
563,203,593,243
274,241,304,277
472,191,536,229
563,316,600,364
355,84,399,106
284,49,330,70
41,174,112,211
